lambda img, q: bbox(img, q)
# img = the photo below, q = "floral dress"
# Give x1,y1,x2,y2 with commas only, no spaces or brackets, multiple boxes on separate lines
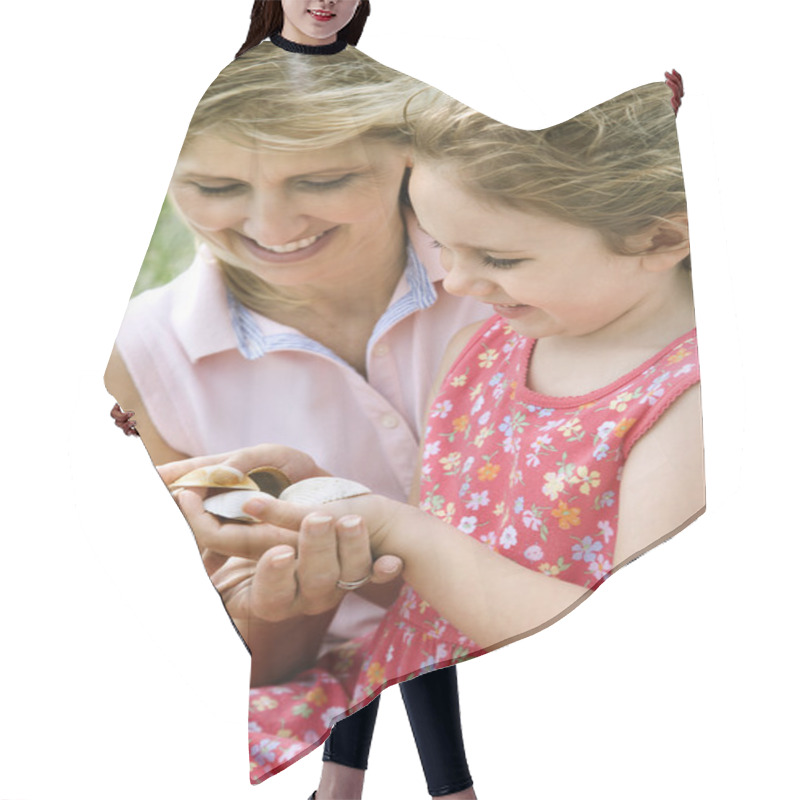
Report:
349,316,701,686
247,315,701,783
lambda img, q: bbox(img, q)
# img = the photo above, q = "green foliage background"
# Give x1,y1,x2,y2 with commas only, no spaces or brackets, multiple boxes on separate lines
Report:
131,196,196,297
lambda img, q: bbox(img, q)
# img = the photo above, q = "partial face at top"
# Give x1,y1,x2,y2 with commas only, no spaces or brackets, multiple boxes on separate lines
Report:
280,0,361,46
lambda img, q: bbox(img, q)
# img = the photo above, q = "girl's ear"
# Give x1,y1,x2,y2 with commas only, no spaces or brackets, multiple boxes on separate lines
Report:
628,214,690,271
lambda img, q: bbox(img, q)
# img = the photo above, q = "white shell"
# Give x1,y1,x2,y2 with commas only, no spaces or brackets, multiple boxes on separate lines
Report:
203,490,273,522
278,477,371,506
202,477,371,522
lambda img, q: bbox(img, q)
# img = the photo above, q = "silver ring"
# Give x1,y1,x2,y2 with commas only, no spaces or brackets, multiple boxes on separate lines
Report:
336,574,372,591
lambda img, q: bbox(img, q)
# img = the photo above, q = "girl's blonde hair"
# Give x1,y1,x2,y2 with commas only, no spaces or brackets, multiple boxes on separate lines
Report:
176,42,433,310
412,82,687,256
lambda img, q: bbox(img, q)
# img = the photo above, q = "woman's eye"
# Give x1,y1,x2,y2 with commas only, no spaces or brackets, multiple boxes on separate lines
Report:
193,182,246,196
297,174,357,191
481,255,525,270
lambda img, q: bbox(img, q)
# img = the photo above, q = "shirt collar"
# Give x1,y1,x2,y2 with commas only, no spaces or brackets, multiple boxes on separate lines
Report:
231,241,438,361
173,212,446,363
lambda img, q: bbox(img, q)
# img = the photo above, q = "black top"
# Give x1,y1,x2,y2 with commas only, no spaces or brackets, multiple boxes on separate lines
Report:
270,31,348,55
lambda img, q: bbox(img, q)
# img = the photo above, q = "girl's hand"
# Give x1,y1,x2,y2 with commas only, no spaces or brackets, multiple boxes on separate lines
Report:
209,515,403,622
238,491,408,557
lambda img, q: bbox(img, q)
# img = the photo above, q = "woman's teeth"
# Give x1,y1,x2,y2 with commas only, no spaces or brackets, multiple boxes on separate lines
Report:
308,10,334,20
261,232,325,253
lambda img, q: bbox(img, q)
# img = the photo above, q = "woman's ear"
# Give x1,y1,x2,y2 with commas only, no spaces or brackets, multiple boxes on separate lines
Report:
628,214,690,271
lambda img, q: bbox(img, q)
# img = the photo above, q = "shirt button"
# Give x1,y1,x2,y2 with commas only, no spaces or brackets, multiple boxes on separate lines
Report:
373,343,389,357
381,415,399,429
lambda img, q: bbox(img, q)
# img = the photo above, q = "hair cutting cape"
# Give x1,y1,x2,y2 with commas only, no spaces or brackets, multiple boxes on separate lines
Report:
105,39,703,784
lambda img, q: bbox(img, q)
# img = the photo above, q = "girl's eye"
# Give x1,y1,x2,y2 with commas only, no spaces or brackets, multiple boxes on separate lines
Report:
193,182,246,196
297,174,357,191
481,255,525,270
426,235,524,269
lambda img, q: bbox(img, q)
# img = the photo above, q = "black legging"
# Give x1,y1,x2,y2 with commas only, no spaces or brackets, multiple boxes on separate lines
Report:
322,666,473,797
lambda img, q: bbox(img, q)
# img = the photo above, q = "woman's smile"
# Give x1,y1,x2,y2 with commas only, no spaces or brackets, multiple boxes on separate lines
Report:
236,227,338,263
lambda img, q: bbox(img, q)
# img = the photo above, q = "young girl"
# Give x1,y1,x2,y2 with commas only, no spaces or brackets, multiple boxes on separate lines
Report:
175,77,702,780
351,78,702,677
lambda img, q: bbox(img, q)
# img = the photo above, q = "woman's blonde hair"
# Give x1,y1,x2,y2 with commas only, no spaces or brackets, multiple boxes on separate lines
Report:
177,42,432,310
412,82,687,256
185,41,428,151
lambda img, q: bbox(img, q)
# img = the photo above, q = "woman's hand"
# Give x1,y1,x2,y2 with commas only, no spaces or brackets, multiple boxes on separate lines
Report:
159,443,330,573
157,443,328,488
177,488,403,621
209,513,403,623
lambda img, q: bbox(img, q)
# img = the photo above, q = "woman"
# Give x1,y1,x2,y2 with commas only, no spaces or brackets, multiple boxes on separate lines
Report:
105,29,485,798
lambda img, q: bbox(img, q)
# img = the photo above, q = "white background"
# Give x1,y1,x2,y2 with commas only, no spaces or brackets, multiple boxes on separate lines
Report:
1,1,796,798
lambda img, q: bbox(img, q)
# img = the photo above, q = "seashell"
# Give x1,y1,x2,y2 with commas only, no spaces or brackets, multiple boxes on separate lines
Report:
169,464,291,494
203,490,274,523
278,477,371,506
200,475,371,523
169,465,258,491
247,466,292,497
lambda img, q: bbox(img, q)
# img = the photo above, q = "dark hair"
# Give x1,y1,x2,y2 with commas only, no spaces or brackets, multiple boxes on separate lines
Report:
236,1,371,57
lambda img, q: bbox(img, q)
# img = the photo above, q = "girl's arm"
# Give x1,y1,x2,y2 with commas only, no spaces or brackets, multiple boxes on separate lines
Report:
250,494,589,649
613,383,705,567
247,383,704,650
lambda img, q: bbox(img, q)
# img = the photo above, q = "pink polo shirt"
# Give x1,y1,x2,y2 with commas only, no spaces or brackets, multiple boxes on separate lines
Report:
114,222,489,641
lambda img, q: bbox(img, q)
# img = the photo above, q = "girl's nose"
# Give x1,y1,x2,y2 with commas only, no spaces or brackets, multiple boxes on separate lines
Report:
441,254,496,299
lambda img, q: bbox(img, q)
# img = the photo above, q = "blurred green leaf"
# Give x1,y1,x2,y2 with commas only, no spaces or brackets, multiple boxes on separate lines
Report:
131,196,196,296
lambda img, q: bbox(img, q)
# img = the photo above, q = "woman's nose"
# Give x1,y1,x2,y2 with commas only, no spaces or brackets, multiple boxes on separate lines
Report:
441,253,495,298
241,192,306,247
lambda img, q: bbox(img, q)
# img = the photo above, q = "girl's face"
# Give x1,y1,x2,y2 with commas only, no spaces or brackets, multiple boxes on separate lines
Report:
171,134,410,289
280,0,361,46
409,162,667,341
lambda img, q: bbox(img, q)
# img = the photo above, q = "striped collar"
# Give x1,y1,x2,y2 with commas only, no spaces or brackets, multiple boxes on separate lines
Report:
229,244,438,362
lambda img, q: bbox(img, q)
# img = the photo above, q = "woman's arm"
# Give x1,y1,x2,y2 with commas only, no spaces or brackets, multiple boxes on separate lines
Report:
106,352,384,682
105,346,187,464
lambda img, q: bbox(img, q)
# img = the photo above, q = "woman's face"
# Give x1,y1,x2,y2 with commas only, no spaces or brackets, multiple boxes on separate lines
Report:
171,134,410,290
280,0,361,46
